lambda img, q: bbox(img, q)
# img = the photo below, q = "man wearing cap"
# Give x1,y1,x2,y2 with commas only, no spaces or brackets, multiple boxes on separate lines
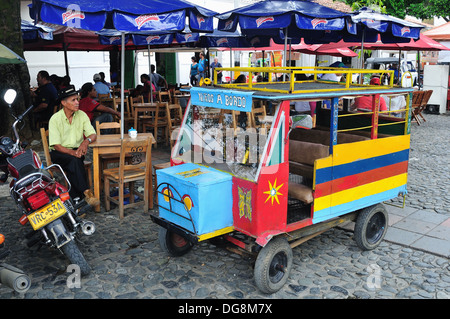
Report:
48,85,100,207
93,73,111,97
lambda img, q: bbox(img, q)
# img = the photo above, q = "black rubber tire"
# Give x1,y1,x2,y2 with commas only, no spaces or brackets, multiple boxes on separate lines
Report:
254,237,293,294
158,227,193,257
61,241,91,276
354,204,389,251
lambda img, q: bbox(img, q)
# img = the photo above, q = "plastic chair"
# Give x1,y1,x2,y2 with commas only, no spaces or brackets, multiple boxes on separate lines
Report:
103,136,152,219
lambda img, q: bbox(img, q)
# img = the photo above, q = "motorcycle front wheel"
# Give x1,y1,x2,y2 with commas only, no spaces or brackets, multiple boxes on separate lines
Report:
61,241,91,276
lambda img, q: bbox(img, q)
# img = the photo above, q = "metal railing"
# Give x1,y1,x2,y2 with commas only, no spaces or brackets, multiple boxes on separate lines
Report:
213,66,395,94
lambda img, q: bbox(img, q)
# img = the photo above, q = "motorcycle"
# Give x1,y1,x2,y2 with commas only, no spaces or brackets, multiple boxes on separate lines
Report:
0,231,31,293
0,89,95,276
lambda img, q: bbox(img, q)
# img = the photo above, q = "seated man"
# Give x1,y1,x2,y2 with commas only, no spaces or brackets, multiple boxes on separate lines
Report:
48,85,99,207
31,70,59,125
352,77,388,112
79,82,121,132
93,73,111,98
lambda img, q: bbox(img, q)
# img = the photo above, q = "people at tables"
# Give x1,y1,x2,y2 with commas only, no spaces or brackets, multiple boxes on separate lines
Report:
48,85,99,207
352,77,388,112
31,70,59,126
140,74,157,102
93,73,111,98
79,82,121,132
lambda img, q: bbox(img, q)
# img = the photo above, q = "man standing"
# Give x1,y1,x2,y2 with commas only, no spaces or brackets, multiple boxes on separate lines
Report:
210,57,223,83
31,70,58,125
150,64,167,91
48,85,99,207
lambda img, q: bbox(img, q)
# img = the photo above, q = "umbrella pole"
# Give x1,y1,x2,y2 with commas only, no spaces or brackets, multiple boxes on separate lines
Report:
230,48,233,82
63,43,69,77
360,28,365,84
121,32,125,139
148,44,153,103
283,27,288,81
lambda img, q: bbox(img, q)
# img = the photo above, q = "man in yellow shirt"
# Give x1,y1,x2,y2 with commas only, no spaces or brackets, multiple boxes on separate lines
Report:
48,85,99,207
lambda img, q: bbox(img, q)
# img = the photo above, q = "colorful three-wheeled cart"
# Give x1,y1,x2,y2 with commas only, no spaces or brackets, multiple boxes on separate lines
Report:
150,66,413,293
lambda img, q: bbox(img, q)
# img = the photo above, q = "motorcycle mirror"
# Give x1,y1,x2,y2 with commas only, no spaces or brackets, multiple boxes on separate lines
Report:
3,89,17,106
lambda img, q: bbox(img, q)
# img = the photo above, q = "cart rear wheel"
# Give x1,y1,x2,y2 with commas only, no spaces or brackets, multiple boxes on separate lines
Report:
354,204,388,251
158,227,193,257
254,237,293,294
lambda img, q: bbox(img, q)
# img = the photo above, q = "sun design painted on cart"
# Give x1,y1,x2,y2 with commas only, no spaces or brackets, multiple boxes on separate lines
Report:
263,179,284,205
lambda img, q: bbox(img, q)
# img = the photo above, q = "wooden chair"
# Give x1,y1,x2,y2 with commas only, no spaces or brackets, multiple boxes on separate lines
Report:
166,103,183,149
103,136,152,219
95,120,120,188
250,100,268,129
219,109,238,131
411,90,425,125
98,93,110,100
416,90,432,124
40,128,93,189
158,91,172,104
127,95,144,130
142,102,169,148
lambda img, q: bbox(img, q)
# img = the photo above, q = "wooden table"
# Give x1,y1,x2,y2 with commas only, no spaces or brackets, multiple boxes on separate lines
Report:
89,133,156,212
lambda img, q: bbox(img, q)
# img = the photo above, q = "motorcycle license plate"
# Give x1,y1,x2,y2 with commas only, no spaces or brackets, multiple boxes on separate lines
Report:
28,199,67,230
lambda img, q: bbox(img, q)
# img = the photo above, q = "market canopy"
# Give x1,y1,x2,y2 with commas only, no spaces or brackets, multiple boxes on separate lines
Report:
29,0,217,32
21,20,54,41
216,0,351,44
314,34,450,52
199,29,271,48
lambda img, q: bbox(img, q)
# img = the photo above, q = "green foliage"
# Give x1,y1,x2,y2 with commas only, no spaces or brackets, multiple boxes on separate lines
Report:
343,0,449,21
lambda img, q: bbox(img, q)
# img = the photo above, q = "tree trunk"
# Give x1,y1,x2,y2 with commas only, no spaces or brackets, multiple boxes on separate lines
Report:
0,0,33,141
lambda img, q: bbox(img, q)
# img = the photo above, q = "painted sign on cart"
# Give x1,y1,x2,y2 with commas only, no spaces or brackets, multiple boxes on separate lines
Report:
191,87,254,112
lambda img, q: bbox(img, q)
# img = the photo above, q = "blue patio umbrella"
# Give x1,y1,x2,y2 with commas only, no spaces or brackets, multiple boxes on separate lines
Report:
344,7,424,73
29,0,216,32
216,0,351,69
199,29,271,49
29,0,217,138
21,20,54,41
345,7,423,44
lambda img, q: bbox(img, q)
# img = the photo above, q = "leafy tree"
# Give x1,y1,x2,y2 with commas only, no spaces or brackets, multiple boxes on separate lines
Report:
343,0,449,21
0,0,33,138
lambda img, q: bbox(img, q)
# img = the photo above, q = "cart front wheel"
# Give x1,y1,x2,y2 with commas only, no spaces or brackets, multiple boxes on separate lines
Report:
254,237,293,294
158,227,193,257
354,204,388,251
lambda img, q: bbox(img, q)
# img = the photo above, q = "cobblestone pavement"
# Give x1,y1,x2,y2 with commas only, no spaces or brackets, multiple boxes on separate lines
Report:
0,114,448,300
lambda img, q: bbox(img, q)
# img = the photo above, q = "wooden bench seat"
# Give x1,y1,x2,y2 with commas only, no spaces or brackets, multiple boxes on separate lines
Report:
288,181,313,204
